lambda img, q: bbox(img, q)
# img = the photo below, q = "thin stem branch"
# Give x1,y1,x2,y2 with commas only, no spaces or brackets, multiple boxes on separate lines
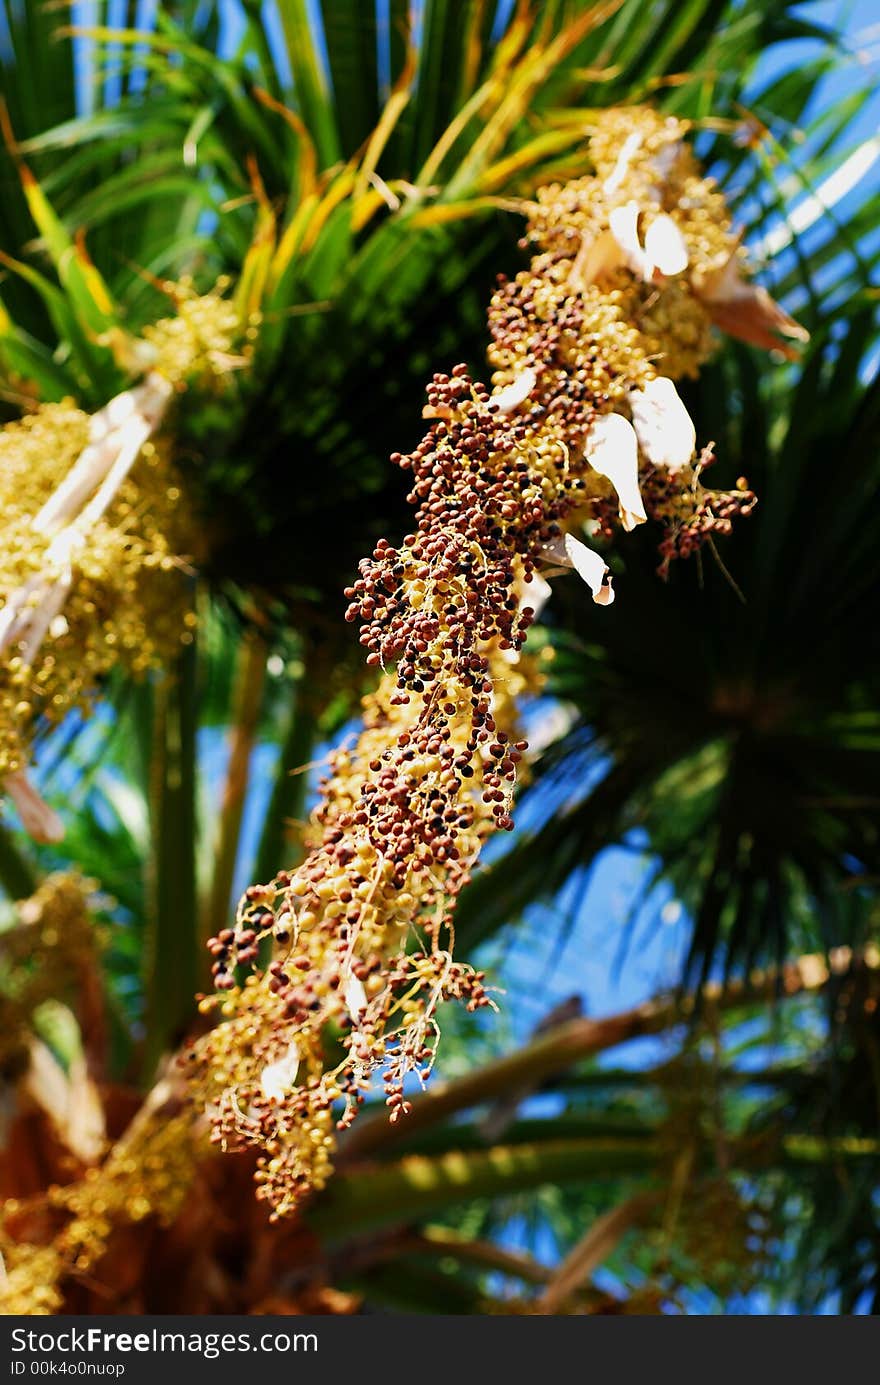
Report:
340,945,880,1159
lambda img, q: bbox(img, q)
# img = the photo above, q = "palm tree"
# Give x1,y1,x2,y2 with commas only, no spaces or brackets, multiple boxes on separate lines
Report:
0,0,878,1315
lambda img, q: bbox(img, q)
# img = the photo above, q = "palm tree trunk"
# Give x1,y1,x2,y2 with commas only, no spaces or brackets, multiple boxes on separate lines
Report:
202,630,267,943
142,638,199,1080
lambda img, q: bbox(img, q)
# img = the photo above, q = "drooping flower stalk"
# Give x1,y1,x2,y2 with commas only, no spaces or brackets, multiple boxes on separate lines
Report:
186,108,806,1219
0,110,808,1307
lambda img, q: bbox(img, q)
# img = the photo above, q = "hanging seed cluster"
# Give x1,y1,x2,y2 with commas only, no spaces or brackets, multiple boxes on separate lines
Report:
644,445,758,576
490,107,770,563
187,107,805,1220
0,109,807,1307
188,645,535,1217
524,104,750,368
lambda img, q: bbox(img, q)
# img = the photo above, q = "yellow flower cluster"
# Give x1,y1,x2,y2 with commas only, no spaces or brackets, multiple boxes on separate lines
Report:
0,872,100,1068
0,285,246,826
0,290,250,1308
0,408,192,779
0,875,194,1313
0,1239,64,1315
525,108,735,378
141,281,244,386
645,1053,773,1299
0,1083,200,1312
48,1105,199,1273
